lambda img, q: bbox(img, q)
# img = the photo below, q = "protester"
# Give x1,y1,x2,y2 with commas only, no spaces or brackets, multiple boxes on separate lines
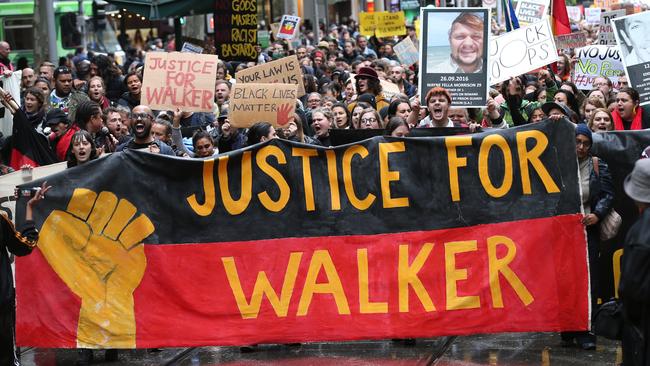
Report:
612,87,650,130
619,158,650,366
171,108,218,158
359,108,383,129
66,130,99,168
419,87,453,128
0,181,48,366
87,76,110,109
117,71,142,110
116,105,174,155
311,107,333,146
0,41,13,74
247,122,278,145
588,108,614,133
331,102,350,129
385,117,410,137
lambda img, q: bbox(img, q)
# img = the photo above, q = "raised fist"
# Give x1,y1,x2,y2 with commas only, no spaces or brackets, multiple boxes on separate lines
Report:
38,188,154,348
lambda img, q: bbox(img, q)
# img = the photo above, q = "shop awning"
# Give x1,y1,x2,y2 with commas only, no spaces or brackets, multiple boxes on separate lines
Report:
106,0,214,20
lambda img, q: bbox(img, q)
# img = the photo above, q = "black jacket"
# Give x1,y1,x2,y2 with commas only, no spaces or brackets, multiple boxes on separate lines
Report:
588,157,615,219
0,215,38,305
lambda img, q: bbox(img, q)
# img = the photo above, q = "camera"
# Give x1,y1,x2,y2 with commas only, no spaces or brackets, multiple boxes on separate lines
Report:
16,187,40,198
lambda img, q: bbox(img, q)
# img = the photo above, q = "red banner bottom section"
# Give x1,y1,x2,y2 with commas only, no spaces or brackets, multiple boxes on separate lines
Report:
16,214,589,348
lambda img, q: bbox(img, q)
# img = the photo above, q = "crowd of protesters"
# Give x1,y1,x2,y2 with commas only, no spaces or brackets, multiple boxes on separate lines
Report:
0,6,650,366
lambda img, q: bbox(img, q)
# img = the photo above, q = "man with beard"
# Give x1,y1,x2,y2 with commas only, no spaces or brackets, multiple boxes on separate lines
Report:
116,105,174,155
0,41,13,75
389,65,416,98
433,12,485,73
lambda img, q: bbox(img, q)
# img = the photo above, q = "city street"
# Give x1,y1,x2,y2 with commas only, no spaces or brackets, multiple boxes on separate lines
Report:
19,332,620,365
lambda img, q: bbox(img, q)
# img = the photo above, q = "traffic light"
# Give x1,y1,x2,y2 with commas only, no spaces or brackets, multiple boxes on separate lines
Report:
92,0,107,30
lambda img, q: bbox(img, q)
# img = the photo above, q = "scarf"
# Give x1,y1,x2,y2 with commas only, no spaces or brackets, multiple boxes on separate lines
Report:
612,107,643,131
21,107,45,130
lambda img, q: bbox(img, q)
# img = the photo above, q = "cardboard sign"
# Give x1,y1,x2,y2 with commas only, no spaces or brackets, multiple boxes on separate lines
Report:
593,0,611,9
181,42,204,54
380,79,402,100
394,37,419,66
277,15,300,40
613,12,650,105
488,20,558,85
141,53,218,112
235,55,305,97
515,0,549,26
566,6,582,22
598,10,626,45
359,12,377,37
375,11,407,38
574,45,625,90
229,83,297,128
585,8,602,25
555,32,588,50
215,1,257,61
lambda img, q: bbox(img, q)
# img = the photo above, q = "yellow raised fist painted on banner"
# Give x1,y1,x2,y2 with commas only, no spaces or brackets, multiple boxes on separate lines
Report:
38,188,155,348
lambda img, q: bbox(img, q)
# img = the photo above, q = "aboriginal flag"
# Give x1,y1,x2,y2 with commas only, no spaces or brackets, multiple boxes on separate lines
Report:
9,109,57,170
550,0,571,36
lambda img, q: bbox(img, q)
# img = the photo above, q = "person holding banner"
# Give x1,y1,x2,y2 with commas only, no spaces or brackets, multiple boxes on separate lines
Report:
560,124,614,351
432,12,485,74
418,87,453,128
0,181,49,366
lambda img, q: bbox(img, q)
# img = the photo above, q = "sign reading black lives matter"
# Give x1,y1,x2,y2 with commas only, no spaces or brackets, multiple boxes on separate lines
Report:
419,7,489,108
214,0,257,62
613,11,650,105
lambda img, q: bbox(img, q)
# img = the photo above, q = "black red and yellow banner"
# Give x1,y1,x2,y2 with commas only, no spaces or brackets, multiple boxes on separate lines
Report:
15,120,589,348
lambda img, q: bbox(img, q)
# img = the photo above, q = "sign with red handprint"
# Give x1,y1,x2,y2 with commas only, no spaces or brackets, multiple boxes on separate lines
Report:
229,83,297,128
277,15,301,40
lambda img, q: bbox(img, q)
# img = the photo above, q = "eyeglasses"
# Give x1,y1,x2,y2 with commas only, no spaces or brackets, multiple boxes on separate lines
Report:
132,113,153,120
576,140,591,148
361,118,377,124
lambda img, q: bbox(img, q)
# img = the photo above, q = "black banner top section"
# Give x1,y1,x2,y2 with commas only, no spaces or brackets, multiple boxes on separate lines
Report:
21,120,580,244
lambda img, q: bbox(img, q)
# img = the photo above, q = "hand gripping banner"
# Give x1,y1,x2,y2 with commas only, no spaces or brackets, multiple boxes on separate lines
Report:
15,120,589,348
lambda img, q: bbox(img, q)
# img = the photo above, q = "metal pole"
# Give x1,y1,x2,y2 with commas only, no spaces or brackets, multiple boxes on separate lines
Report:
78,0,86,51
496,0,503,28
44,0,58,62
314,0,320,42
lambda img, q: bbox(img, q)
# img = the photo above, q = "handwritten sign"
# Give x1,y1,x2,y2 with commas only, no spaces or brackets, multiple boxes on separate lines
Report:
359,12,377,37
574,45,625,90
555,32,588,50
215,0,257,61
141,53,218,112
585,8,602,24
488,20,558,85
375,11,407,38
515,0,549,26
235,55,305,97
598,10,626,45
229,83,297,128
394,37,419,66
277,15,300,40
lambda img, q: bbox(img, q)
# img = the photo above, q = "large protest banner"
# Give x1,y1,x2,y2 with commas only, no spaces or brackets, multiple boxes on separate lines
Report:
574,45,625,90
488,20,558,85
215,0,257,61
613,11,650,105
141,53,219,112
229,83,297,128
514,0,549,26
419,8,489,107
15,120,589,348
235,55,305,97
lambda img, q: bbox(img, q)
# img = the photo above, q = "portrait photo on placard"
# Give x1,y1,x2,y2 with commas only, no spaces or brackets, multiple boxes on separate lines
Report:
613,12,650,66
419,7,489,108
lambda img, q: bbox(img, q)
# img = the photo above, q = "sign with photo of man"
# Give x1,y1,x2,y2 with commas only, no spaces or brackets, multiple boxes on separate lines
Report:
613,11,650,105
419,7,489,107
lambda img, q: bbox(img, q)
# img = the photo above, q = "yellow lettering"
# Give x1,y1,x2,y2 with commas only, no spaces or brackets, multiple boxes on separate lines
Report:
487,235,534,308
256,146,290,212
446,136,473,202
613,248,623,298
292,148,318,211
297,250,350,316
222,252,303,319
398,243,435,312
479,135,513,198
516,131,560,195
357,248,388,313
342,145,376,210
218,152,253,215
445,241,481,310
325,150,341,210
187,159,216,216
379,142,409,208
